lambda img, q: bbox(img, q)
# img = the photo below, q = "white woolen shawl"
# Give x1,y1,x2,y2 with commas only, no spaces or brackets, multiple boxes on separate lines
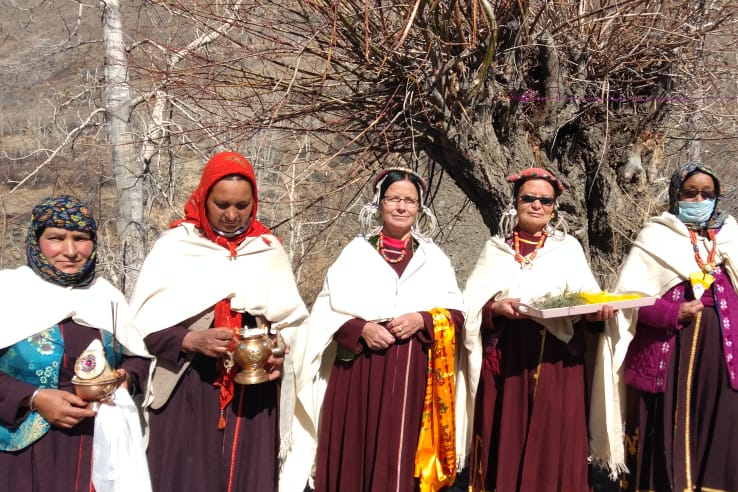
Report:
0,266,148,357
279,235,465,492
589,212,738,477
129,223,308,342
457,232,601,468
127,223,309,459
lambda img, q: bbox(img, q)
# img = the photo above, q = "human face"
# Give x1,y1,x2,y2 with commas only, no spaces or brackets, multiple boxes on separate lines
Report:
206,178,254,233
39,227,94,274
680,172,717,201
380,179,420,239
516,179,556,235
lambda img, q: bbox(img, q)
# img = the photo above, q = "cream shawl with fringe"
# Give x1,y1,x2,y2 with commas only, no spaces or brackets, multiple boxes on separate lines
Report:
589,212,738,478
0,265,148,357
279,234,465,492
127,223,309,460
457,231,601,469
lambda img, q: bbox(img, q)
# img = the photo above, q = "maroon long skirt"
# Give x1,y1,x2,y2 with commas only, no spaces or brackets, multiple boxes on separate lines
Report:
314,336,429,492
469,319,591,492
146,353,279,492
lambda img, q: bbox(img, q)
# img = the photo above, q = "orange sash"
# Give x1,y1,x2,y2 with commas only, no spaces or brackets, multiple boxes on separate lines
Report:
414,308,457,492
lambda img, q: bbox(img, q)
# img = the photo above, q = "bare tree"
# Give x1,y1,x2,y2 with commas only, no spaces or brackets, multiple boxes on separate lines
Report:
135,0,737,284
101,0,146,294
0,1,148,293
2,0,738,291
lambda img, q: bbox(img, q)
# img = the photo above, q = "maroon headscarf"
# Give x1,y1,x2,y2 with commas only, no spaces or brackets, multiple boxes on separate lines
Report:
507,167,565,197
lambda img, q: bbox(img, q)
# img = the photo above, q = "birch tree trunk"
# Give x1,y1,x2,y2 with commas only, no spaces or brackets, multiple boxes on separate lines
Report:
101,0,145,295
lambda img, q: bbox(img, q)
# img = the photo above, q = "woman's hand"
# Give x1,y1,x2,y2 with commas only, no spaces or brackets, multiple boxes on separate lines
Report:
182,327,236,357
386,313,424,341
115,368,130,391
584,304,617,322
30,388,97,429
361,322,395,350
490,298,527,320
678,299,704,324
263,345,289,382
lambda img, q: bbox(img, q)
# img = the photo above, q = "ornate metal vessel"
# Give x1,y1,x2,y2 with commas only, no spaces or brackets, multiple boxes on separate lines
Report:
233,327,274,385
71,338,120,406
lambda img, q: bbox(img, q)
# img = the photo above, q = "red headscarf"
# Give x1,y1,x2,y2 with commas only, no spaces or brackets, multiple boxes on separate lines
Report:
173,151,273,429
507,167,565,196
172,151,271,250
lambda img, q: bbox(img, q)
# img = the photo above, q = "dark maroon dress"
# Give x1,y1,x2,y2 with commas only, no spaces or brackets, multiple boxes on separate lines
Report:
0,320,150,492
145,321,279,492
313,241,464,492
469,232,595,492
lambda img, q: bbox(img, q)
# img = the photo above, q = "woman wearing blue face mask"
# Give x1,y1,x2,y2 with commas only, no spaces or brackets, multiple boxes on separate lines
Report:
590,163,738,491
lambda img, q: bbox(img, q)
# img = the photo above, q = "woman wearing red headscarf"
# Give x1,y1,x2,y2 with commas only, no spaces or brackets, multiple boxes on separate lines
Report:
129,152,309,492
459,168,615,492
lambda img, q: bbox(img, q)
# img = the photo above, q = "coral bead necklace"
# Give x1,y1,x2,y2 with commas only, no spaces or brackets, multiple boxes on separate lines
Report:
689,229,717,274
514,230,547,269
379,232,410,264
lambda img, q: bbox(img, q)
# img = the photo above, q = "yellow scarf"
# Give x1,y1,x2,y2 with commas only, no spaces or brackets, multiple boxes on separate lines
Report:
414,308,457,491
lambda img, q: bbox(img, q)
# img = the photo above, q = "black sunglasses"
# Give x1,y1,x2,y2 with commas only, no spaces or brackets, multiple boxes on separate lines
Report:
680,189,717,200
519,194,555,206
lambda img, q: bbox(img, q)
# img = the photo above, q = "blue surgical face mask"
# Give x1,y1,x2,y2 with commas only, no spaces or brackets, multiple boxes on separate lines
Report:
678,199,715,224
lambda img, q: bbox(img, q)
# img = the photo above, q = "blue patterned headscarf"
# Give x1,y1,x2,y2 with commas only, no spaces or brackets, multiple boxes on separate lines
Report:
668,162,725,231
25,195,97,287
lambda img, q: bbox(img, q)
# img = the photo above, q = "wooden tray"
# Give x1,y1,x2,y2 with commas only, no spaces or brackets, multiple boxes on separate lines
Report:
515,295,658,319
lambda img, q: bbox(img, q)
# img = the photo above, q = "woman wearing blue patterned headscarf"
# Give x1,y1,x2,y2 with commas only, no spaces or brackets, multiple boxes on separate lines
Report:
0,195,151,492
591,163,738,491
26,195,98,286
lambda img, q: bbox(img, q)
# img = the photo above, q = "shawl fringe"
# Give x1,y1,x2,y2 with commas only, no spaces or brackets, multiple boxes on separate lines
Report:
589,458,628,482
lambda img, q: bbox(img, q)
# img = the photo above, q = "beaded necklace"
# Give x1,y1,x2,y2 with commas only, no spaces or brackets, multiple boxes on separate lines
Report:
513,230,547,269
378,232,410,264
689,229,717,273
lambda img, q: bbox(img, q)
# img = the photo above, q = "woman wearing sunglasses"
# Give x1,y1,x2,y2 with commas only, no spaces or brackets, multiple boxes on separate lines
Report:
591,162,738,491
460,167,614,492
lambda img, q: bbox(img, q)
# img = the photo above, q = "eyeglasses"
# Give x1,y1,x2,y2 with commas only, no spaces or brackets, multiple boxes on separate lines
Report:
382,196,419,207
519,194,555,206
680,189,717,200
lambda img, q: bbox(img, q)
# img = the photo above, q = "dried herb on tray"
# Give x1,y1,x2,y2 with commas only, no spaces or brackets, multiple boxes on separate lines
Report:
531,290,643,309
531,291,587,309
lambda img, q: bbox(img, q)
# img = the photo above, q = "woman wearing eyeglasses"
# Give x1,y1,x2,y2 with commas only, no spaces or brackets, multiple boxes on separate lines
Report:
590,163,738,491
460,167,614,492
283,168,465,492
